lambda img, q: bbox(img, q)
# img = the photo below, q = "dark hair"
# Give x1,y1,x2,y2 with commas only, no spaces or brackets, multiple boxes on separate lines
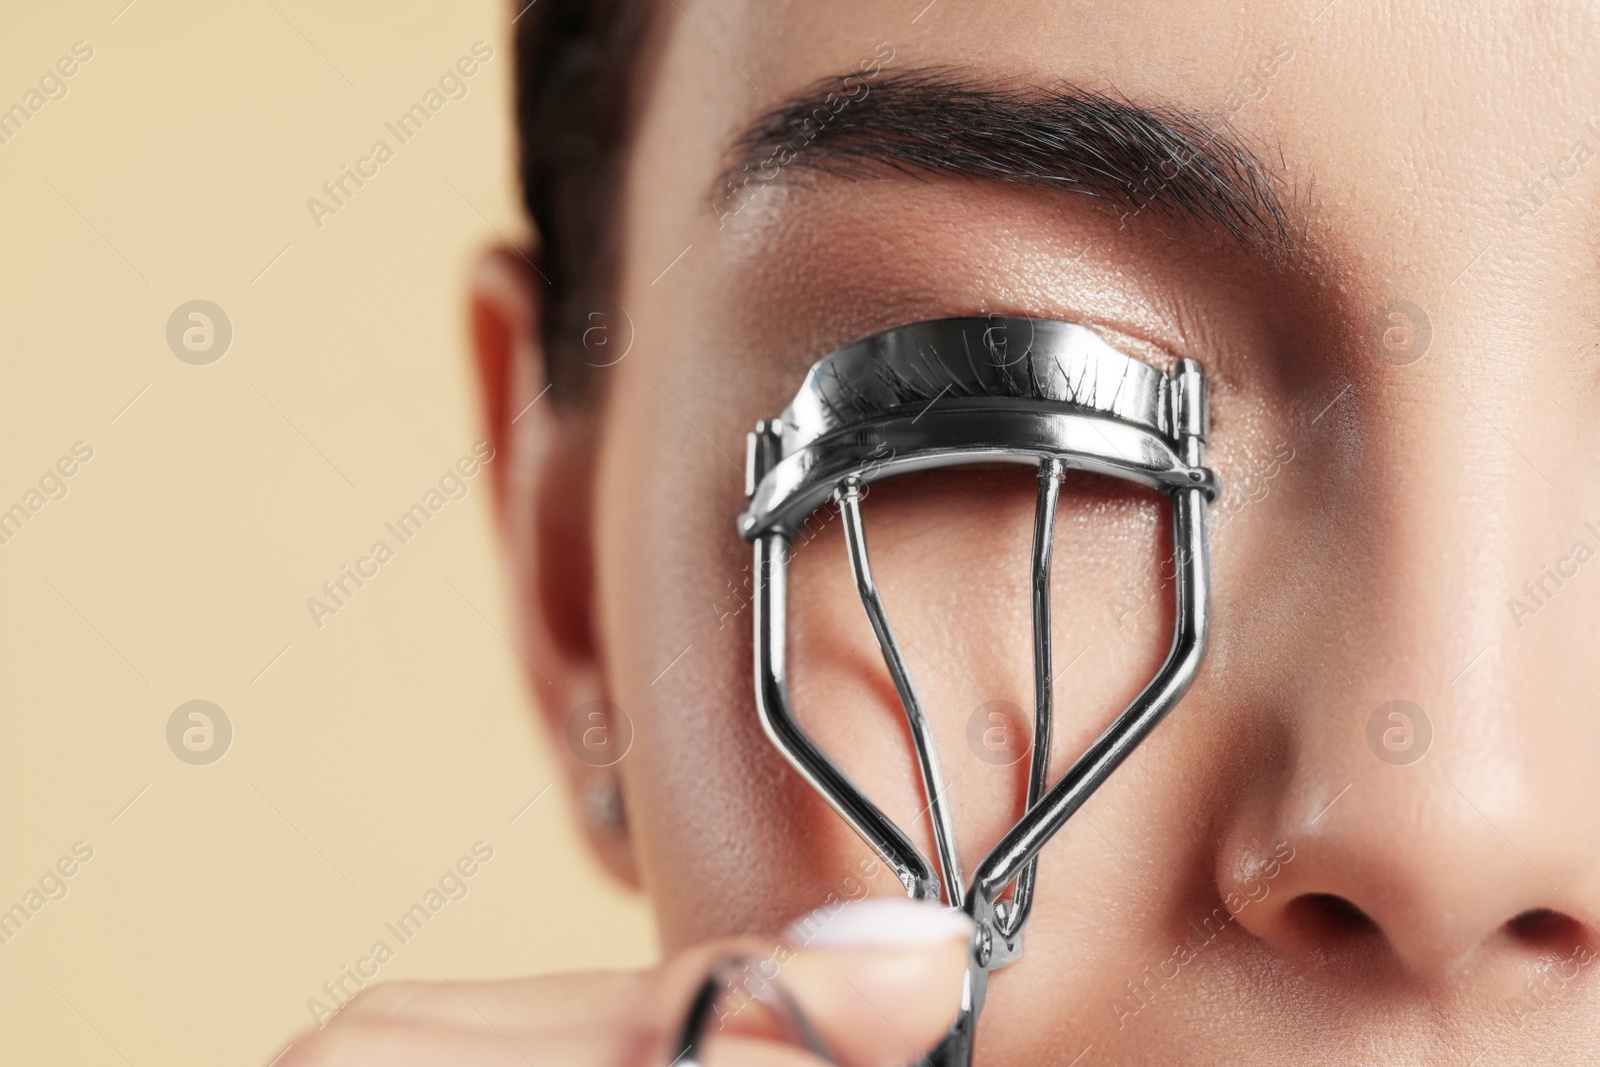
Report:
515,0,654,406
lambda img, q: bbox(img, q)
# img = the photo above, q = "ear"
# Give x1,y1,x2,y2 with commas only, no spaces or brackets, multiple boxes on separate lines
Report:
468,247,640,888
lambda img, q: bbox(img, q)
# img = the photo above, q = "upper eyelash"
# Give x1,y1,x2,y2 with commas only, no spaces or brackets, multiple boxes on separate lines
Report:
804,318,1146,431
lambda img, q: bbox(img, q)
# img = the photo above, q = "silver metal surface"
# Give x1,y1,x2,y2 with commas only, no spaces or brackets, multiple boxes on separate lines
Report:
737,317,1216,541
675,958,835,1067
1006,456,1064,941
694,317,1218,1066
840,483,966,907
752,522,941,901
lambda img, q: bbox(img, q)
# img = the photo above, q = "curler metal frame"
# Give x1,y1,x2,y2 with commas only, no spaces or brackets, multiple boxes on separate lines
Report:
722,317,1218,1066
676,957,835,1067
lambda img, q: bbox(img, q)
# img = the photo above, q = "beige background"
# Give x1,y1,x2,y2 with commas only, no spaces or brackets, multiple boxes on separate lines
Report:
0,2,655,1063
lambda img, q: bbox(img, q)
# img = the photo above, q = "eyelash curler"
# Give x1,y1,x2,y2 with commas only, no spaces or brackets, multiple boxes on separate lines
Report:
679,316,1219,1066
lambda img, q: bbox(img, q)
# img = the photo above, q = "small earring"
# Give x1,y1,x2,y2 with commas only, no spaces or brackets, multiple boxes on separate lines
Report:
580,773,627,832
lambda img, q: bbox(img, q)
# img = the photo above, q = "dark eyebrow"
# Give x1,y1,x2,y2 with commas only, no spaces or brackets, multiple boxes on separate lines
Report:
715,67,1292,250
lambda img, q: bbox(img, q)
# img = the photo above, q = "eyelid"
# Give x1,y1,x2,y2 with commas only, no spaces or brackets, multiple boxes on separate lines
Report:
1048,317,1188,375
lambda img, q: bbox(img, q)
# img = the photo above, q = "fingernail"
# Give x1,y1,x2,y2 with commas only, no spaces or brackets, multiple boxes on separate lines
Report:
784,897,973,950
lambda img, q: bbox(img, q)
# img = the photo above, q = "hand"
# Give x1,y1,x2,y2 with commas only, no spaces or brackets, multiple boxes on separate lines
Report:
277,898,972,1067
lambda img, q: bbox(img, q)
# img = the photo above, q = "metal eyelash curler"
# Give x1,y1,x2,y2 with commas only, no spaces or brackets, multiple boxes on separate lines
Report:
682,316,1219,1067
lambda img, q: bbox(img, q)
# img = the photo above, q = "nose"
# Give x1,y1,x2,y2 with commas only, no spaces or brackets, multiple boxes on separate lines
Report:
1221,750,1600,978
1213,361,1600,983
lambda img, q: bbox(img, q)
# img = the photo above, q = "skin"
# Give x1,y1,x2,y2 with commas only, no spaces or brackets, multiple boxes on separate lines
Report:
285,0,1600,1063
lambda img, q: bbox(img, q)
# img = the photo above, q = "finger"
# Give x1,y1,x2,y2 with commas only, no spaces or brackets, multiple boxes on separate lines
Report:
280,995,828,1067
277,1015,629,1067
333,971,649,1030
701,1035,835,1067
687,898,973,1067
300,899,971,1067
329,935,779,1034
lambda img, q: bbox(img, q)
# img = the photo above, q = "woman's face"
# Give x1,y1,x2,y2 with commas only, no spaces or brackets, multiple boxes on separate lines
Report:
507,0,1600,1061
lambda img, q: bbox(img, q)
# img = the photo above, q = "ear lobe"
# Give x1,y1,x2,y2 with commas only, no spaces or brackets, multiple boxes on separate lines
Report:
466,245,641,888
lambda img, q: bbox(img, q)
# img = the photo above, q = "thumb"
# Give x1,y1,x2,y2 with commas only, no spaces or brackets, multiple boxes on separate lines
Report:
771,897,973,1067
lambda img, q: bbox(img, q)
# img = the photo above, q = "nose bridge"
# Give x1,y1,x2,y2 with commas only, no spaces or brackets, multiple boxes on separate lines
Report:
1220,344,1600,977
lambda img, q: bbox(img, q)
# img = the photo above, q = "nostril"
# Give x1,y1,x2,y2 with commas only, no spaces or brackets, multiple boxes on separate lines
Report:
1508,908,1590,955
1284,893,1382,948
